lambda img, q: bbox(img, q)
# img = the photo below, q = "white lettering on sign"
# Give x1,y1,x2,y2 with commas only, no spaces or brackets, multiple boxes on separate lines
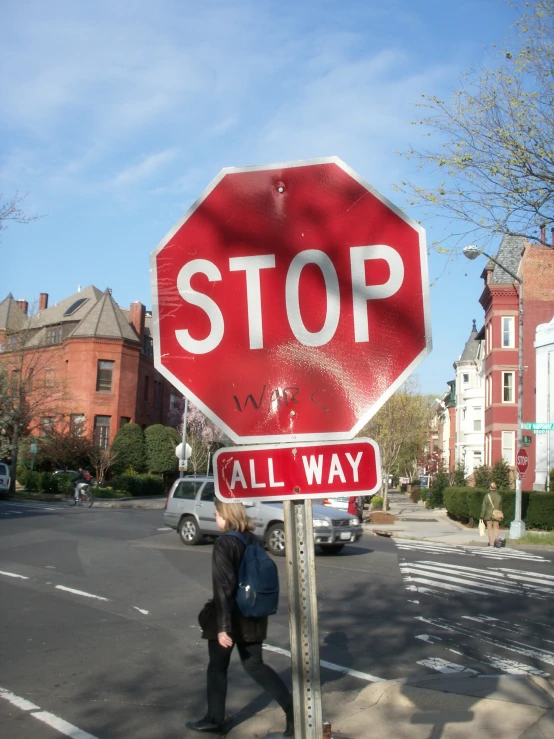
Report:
302,455,324,485
345,452,363,482
175,246,404,353
176,260,224,354
268,458,285,488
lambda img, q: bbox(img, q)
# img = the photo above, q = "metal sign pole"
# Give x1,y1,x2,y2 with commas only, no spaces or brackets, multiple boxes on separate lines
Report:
283,499,323,739
179,397,189,477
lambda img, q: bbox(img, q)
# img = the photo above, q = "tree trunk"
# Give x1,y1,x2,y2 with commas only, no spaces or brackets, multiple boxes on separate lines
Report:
382,478,389,511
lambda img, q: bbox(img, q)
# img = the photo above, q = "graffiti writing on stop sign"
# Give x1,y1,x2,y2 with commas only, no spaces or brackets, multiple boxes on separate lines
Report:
232,385,329,414
175,245,403,353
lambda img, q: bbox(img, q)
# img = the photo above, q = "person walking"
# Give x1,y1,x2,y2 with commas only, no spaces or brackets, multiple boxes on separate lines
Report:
480,482,503,548
187,499,294,736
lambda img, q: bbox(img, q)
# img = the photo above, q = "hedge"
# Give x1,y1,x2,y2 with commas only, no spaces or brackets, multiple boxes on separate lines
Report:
109,473,165,497
444,487,554,531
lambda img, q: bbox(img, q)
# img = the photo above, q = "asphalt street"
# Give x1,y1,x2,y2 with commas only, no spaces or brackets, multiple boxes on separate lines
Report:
0,498,553,738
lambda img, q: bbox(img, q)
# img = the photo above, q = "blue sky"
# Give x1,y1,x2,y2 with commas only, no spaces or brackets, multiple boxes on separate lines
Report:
2,0,520,396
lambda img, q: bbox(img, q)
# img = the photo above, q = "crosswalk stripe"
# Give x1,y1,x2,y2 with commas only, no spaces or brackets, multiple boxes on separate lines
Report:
395,538,550,562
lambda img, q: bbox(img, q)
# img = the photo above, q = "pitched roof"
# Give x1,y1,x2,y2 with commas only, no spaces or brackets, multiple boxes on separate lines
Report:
489,234,526,284
69,289,139,342
459,319,482,362
28,285,104,328
0,293,27,332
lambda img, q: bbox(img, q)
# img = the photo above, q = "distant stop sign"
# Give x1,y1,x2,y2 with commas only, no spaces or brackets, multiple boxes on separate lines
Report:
516,448,529,475
151,157,431,443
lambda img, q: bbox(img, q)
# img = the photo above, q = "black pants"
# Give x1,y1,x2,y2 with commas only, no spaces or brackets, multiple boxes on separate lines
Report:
206,640,291,724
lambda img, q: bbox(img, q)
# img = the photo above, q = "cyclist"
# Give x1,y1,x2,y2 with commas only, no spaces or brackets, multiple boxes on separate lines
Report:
72,467,89,501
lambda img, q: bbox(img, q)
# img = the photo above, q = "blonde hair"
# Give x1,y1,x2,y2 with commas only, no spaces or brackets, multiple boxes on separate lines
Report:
490,482,497,490
215,499,255,532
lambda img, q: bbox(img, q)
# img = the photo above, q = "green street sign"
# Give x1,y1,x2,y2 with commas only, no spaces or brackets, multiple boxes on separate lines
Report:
522,435,532,446
522,422,554,431
30,443,38,454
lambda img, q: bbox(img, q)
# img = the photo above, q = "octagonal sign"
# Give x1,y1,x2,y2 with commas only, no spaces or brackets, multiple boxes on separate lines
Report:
150,157,431,443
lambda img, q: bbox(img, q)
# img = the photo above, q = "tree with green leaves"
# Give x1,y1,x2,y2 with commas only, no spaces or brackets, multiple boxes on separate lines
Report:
452,461,467,486
473,464,492,489
110,423,146,474
398,1,554,252
357,380,433,511
492,458,513,491
145,424,180,483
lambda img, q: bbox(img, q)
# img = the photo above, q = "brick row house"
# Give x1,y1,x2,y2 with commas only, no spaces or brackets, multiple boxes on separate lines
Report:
0,286,181,449
432,234,554,487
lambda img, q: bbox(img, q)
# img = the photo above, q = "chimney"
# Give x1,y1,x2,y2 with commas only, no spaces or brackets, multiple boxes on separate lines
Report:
17,299,28,315
39,293,49,311
551,228,554,248
129,301,146,342
540,224,546,243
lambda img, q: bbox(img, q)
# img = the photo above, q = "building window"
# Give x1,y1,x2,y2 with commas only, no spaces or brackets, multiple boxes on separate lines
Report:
45,368,55,387
144,375,149,402
463,373,469,384
485,376,490,406
474,451,482,467
170,391,179,410
70,414,85,435
41,417,55,437
502,316,515,348
120,417,131,428
486,322,492,353
502,371,515,402
502,431,515,466
45,326,63,345
143,335,153,356
153,380,162,409
94,416,111,449
473,408,482,432
96,360,114,392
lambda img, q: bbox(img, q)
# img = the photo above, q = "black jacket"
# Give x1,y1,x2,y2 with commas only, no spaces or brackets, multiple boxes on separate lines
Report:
199,530,268,643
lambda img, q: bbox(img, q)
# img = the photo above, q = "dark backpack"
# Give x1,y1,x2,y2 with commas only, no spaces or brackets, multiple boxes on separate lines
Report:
226,531,279,618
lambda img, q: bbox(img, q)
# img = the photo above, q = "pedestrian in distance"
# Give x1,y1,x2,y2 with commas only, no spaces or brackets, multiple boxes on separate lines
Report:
347,495,363,523
480,482,504,548
187,499,294,736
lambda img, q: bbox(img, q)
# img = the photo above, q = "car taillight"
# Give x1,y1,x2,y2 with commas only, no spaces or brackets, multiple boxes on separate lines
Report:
323,498,331,505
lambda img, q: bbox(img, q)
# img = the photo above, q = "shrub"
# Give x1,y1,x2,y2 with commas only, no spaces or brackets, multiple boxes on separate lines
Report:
491,458,512,491
410,488,420,503
111,423,146,475
400,483,407,493
145,425,180,479
94,487,127,499
452,462,467,487
16,466,29,486
40,472,60,494
110,473,164,497
428,469,449,508
371,495,383,509
444,487,554,530
473,465,492,490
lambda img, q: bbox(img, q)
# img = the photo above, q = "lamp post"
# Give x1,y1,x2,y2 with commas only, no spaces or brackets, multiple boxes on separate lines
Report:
463,245,525,539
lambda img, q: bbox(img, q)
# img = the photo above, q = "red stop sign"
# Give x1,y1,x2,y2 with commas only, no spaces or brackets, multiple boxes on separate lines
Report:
151,158,431,443
516,448,529,475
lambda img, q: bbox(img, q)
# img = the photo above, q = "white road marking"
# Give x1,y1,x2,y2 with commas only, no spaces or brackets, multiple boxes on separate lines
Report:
416,634,442,643
133,606,149,615
158,527,172,531
395,538,550,562
0,686,39,710
483,655,549,677
55,585,108,601
0,570,29,579
0,686,100,738
417,657,478,675
262,644,384,683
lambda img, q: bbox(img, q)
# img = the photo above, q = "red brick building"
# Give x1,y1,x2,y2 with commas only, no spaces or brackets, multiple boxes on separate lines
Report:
479,235,554,486
0,286,180,448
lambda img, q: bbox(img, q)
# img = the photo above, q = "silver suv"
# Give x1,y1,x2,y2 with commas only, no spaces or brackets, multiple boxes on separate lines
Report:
0,463,10,495
164,475,363,556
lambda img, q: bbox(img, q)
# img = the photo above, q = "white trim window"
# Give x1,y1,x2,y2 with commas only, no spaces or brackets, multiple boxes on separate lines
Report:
473,407,482,431
462,373,470,384
502,316,515,348
486,321,492,353
486,375,492,407
502,431,515,466
502,371,515,403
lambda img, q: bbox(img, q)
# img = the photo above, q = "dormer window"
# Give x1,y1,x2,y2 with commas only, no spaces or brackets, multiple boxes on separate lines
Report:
63,298,89,316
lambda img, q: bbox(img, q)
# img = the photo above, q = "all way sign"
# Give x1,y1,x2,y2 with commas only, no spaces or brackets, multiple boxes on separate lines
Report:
213,439,381,502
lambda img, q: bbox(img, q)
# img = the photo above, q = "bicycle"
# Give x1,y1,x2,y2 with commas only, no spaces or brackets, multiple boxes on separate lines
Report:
66,482,94,508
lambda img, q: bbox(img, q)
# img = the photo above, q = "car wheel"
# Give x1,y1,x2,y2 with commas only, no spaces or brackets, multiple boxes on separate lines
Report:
318,544,345,555
179,516,202,545
266,524,286,557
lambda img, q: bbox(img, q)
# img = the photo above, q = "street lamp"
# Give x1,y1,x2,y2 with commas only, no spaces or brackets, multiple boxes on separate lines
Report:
463,245,525,539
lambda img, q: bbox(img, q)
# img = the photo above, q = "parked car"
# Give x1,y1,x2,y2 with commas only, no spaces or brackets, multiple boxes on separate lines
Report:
164,476,363,556
0,463,11,495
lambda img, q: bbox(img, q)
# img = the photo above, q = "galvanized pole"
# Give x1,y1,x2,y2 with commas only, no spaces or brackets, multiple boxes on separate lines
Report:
283,499,323,739
179,397,189,478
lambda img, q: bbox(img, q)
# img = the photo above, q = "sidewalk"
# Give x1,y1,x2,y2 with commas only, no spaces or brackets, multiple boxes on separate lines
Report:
362,490,485,547
223,673,554,738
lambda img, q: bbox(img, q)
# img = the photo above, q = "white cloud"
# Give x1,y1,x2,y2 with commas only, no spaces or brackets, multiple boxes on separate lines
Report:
108,149,179,189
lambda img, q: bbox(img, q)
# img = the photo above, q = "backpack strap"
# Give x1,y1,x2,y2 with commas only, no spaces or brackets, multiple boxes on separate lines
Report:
225,531,248,546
